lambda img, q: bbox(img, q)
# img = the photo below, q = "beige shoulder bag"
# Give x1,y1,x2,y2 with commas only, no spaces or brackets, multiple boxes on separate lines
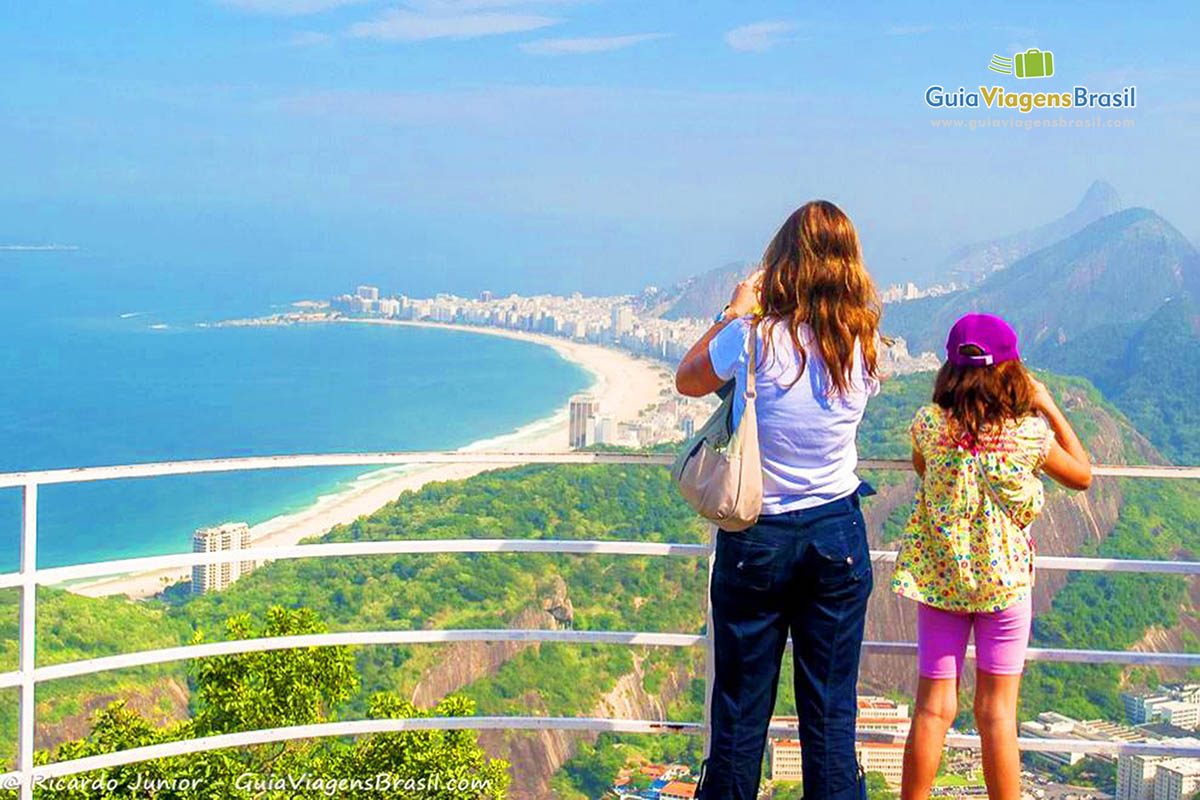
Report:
671,320,763,531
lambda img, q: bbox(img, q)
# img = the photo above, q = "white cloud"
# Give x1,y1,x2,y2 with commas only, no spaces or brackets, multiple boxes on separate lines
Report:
723,21,797,53
519,33,668,56
348,8,560,40
218,0,367,15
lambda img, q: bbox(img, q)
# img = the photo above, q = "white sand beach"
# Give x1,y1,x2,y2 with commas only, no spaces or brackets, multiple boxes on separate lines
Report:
69,320,673,600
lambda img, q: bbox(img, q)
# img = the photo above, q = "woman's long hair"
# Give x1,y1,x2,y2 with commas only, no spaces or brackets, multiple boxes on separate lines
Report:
932,347,1035,449
757,200,881,395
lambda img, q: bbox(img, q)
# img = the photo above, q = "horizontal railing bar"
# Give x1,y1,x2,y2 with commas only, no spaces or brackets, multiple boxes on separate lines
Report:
10,542,1200,590
8,630,1198,688
16,539,712,587
0,451,676,488
30,630,709,683
9,716,1200,780
0,451,1195,489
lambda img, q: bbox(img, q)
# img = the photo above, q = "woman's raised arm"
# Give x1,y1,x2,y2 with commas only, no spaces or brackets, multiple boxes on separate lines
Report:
674,270,762,397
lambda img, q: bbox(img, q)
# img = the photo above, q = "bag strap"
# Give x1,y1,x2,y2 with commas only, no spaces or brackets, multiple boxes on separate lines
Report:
745,319,758,400
976,459,1035,554
976,460,1015,524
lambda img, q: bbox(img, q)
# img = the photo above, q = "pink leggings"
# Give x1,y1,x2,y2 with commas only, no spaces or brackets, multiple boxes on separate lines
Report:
917,599,1033,679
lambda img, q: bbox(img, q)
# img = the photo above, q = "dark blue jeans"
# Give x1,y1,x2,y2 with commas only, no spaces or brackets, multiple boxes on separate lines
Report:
696,483,875,800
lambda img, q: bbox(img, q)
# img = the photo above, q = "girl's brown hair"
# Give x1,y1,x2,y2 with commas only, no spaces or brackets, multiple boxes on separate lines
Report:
932,345,1035,448
757,200,881,395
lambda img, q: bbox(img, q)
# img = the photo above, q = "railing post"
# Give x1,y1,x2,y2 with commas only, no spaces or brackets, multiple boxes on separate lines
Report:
17,483,37,800
702,524,717,762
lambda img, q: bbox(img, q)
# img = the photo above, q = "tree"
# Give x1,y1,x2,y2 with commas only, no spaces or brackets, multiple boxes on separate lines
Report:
2,606,509,799
866,771,897,800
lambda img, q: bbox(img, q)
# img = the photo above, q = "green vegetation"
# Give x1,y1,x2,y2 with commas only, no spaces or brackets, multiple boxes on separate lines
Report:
0,588,192,759
856,371,931,460
0,607,507,799
1053,756,1117,790
867,771,897,800
771,781,805,799
552,655,706,796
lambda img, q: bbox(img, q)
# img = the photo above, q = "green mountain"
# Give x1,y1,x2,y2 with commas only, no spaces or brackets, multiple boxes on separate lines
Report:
938,179,1124,284
1046,296,1200,463
886,207,1200,462
888,207,1200,356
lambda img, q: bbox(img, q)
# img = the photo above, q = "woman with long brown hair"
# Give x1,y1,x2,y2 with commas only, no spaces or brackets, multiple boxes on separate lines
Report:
676,200,882,800
892,314,1091,800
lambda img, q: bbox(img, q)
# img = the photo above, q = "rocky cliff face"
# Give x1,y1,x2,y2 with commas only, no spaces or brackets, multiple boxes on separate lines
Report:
409,573,695,799
410,575,574,708
479,653,695,800
410,606,558,708
36,677,190,750
1124,546,1200,686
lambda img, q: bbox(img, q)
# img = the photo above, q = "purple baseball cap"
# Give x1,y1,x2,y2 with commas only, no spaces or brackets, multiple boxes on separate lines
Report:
945,313,1020,367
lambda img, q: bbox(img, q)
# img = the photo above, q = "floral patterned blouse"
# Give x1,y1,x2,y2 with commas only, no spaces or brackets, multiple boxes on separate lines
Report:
891,404,1056,613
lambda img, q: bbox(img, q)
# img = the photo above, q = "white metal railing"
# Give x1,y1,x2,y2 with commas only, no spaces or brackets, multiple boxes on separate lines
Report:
0,451,1198,796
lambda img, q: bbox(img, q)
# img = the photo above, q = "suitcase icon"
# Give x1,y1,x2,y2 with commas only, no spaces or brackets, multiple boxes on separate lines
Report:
1014,48,1054,78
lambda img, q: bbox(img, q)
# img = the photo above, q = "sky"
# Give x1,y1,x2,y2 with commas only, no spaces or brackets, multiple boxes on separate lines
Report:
2,0,1198,299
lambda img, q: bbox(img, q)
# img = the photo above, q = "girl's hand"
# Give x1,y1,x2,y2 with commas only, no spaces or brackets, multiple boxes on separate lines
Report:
728,269,764,316
1029,377,1058,416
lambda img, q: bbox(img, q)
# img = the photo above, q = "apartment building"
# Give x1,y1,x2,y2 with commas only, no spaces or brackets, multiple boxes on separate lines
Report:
191,522,256,594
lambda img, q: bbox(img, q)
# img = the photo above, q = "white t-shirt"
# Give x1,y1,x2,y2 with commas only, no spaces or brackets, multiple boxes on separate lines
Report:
707,316,879,514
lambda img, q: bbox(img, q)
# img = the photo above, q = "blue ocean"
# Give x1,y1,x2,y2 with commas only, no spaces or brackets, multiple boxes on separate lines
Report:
0,252,590,570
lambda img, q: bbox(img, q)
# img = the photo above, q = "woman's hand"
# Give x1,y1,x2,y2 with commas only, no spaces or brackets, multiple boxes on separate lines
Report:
727,269,764,317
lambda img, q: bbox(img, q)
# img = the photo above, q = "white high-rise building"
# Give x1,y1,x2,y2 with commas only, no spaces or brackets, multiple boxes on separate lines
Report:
356,285,379,301
1124,686,1200,730
1117,725,1200,800
592,416,616,445
192,523,256,595
1120,754,1169,800
1154,760,1200,800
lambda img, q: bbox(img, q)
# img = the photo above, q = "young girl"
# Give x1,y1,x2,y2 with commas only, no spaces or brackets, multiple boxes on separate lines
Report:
892,313,1092,800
